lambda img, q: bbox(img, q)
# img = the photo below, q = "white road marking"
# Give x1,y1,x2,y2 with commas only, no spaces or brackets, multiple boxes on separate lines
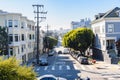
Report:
59,65,62,70
52,66,55,70
44,66,48,70
36,67,40,71
66,65,71,70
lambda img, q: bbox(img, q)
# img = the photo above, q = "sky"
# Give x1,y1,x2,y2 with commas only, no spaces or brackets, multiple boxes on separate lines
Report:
0,0,120,30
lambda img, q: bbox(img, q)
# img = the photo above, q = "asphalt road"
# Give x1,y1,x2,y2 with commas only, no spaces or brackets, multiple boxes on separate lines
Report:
35,53,81,80
34,52,120,80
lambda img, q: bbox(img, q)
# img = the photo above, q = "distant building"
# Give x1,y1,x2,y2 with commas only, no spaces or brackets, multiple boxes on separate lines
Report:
0,10,36,64
71,18,91,29
91,7,120,64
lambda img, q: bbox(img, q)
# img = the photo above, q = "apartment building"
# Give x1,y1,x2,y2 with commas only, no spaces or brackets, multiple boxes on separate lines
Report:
71,18,91,29
0,10,35,64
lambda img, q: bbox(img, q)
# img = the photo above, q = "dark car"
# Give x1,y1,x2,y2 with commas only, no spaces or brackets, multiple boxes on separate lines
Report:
58,51,62,54
79,57,89,64
48,51,55,56
39,58,48,66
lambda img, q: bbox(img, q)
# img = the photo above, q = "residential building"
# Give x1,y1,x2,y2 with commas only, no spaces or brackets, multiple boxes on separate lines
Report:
71,18,91,29
0,10,36,64
91,7,120,64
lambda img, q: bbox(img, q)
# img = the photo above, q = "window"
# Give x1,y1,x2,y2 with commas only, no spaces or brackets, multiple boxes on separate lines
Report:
21,34,24,41
108,24,114,33
29,34,31,40
21,45,25,52
15,34,18,42
28,42,31,48
8,20,13,27
9,34,13,43
10,48,13,56
21,22,25,28
32,34,34,39
21,45,24,52
32,26,34,30
18,47,19,54
14,20,18,27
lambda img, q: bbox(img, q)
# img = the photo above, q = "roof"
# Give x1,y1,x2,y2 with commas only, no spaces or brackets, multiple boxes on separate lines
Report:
92,7,120,24
0,9,34,23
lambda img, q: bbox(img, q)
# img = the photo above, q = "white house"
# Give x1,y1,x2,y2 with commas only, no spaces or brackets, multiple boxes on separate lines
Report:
0,10,36,64
91,7,120,64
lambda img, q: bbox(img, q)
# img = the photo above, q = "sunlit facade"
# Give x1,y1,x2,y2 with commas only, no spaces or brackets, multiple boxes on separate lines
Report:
0,10,35,64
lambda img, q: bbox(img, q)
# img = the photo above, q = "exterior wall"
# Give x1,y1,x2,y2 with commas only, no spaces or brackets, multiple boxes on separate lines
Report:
105,20,120,41
91,20,106,50
0,12,35,64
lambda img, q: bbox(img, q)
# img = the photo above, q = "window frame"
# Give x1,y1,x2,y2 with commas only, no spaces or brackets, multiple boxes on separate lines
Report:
14,20,19,27
8,20,13,27
108,24,114,33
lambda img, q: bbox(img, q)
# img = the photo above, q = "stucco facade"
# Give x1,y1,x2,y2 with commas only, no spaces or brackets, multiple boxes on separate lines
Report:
0,10,36,64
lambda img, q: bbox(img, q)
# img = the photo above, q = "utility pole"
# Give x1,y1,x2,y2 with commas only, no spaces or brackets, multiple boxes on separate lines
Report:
46,24,49,54
32,4,47,65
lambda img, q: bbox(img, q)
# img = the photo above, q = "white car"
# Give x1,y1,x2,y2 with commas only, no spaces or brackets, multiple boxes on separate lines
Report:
62,48,69,54
37,74,67,80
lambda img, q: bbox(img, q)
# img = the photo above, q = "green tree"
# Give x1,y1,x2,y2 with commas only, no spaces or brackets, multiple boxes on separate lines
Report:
0,26,8,55
0,57,37,80
62,27,94,56
43,36,58,49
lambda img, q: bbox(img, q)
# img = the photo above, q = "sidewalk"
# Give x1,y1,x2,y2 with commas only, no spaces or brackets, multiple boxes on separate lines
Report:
27,53,48,67
94,61,120,70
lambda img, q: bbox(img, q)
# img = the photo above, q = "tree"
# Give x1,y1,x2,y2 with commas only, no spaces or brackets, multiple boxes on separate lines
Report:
62,28,94,56
43,36,58,50
0,57,37,80
0,26,8,55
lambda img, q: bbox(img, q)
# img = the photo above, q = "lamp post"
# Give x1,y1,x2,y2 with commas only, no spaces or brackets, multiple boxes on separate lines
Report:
32,4,47,65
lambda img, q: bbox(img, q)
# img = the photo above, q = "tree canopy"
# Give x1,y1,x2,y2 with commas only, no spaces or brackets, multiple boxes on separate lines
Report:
43,36,58,49
62,27,94,54
0,57,37,80
0,26,8,55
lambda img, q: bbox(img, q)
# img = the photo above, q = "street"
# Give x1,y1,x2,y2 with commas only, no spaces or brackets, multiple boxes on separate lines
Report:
35,53,81,80
34,52,120,80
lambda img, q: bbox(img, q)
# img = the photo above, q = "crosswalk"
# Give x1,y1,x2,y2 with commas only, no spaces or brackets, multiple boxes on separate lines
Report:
35,65,96,71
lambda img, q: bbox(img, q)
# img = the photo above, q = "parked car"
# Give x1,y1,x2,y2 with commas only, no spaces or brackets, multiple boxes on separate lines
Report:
39,58,48,66
48,51,55,56
78,57,89,64
62,48,69,54
58,51,62,54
